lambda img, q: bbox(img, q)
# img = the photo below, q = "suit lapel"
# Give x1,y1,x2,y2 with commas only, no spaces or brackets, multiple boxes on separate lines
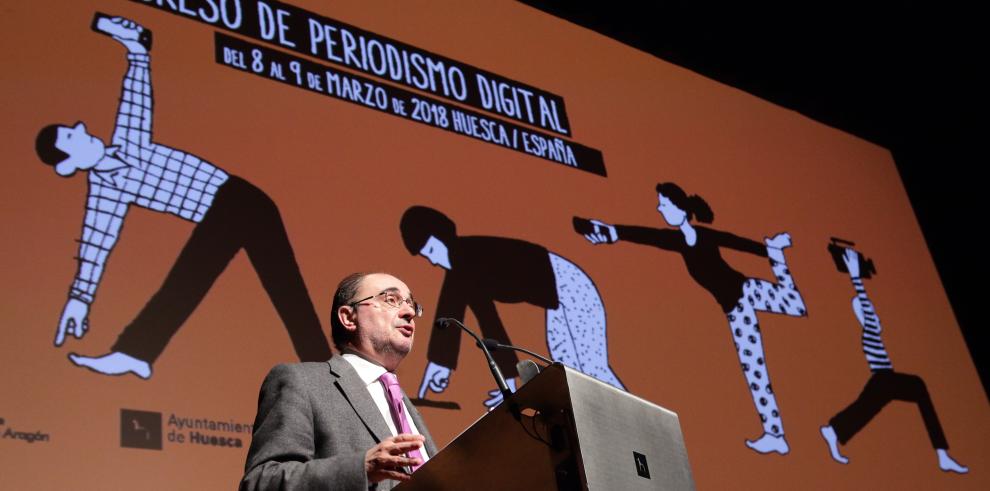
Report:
327,357,392,444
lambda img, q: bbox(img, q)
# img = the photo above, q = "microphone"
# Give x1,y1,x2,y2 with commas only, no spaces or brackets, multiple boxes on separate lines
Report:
434,318,512,402
481,338,554,366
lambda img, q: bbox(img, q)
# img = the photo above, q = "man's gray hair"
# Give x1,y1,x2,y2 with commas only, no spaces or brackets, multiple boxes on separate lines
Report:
330,272,371,349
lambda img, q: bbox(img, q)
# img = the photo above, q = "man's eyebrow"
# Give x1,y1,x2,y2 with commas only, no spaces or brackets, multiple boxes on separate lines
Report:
381,287,413,299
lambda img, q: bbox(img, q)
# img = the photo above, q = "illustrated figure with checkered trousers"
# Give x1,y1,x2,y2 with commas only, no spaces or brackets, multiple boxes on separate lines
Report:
33,15,331,379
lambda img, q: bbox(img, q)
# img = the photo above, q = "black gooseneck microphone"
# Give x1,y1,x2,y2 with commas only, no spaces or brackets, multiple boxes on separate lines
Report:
481,338,554,366
434,318,512,403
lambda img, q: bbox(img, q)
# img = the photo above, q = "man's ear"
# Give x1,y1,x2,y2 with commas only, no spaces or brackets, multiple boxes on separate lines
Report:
337,305,358,332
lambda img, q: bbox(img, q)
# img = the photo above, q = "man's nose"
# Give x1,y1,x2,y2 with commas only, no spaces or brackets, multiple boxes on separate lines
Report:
397,301,415,319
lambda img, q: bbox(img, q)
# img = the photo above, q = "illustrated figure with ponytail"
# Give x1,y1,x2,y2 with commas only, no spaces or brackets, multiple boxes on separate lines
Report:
577,182,807,455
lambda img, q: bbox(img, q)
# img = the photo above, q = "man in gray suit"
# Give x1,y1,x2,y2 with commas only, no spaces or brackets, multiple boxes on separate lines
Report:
242,272,439,490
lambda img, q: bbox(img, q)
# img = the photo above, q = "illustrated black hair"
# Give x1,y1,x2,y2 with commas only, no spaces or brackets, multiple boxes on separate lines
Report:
36,124,69,166
399,206,457,254
656,182,714,223
827,238,878,279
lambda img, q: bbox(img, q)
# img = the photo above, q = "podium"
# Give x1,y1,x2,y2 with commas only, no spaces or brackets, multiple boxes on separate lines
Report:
400,364,695,490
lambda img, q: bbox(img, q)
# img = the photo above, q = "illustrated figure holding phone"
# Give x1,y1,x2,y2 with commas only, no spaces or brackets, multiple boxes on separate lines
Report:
578,182,806,455
33,15,331,379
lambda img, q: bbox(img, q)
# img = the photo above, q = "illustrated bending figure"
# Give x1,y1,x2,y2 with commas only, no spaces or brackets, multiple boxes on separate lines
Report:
400,206,625,408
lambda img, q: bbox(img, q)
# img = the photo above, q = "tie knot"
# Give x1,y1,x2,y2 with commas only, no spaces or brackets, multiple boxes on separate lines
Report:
379,372,400,388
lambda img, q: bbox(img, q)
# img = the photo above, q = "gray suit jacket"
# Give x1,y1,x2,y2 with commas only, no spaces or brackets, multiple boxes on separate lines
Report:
240,358,439,491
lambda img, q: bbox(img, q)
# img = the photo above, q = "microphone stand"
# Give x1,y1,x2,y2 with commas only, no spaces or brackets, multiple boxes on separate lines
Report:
436,318,517,417
481,338,555,366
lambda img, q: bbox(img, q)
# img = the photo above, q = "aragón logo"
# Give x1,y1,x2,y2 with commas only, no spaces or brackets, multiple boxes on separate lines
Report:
1,415,51,444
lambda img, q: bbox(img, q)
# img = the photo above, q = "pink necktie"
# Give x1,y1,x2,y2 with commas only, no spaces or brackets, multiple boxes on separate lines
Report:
379,372,424,471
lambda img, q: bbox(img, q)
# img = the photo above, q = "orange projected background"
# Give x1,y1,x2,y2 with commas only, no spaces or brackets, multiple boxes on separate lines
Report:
1,1,986,489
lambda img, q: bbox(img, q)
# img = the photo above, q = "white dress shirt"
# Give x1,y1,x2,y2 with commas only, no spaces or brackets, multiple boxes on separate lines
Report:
341,353,430,460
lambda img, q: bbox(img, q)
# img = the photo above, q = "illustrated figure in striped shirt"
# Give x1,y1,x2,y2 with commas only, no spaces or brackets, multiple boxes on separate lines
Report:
33,15,331,379
820,247,968,473
579,182,807,455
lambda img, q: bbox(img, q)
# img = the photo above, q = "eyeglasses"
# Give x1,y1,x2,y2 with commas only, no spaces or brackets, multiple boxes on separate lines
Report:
349,290,423,317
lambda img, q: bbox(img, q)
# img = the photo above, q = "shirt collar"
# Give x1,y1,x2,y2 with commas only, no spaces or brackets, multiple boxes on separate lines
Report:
91,146,130,177
341,352,388,387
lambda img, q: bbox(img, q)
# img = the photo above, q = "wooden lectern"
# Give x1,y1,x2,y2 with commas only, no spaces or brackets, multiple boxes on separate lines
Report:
400,364,695,490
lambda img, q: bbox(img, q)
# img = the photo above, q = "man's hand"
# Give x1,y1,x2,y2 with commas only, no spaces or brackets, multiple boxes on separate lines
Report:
94,16,149,54
584,219,618,245
417,362,451,398
365,434,425,483
842,248,861,278
56,298,89,346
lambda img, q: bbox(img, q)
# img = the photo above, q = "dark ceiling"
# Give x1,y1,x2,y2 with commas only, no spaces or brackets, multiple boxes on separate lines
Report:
520,1,985,394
